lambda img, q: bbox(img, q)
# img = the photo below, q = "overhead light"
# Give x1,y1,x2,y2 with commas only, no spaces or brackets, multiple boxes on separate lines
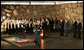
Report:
31,2,55,5
1,1,30,5
78,1,83,2
56,1,77,4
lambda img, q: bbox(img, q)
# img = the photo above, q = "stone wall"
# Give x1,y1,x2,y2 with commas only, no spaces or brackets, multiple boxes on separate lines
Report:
1,5,57,20
1,2,83,21
62,3,83,29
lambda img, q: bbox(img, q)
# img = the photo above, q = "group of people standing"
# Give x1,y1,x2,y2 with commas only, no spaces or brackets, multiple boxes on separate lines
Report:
4,17,82,39
72,18,82,39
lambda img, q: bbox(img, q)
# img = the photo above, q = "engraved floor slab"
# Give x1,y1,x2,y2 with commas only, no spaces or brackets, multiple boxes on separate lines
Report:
3,37,35,47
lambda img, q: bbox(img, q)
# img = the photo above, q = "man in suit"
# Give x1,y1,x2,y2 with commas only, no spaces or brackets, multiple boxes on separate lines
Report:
72,19,77,38
50,18,54,33
33,20,42,47
46,18,49,32
77,19,82,39
30,19,33,34
44,18,47,33
59,19,64,36
47,18,51,32
15,20,18,34
64,19,69,37
12,20,14,34
8,20,12,35
42,18,45,31
54,18,59,32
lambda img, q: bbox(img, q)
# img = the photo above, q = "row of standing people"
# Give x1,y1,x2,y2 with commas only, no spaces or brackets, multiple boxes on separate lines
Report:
54,18,82,39
35,18,82,39
4,17,82,39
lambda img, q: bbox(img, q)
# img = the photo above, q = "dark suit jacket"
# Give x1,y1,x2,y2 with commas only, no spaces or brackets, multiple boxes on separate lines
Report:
72,21,77,30
50,20,54,26
60,21,64,29
12,23,14,29
55,19,59,25
64,22,69,30
77,22,82,31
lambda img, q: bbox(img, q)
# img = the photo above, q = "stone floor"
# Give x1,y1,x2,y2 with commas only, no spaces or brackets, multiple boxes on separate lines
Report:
1,32,83,49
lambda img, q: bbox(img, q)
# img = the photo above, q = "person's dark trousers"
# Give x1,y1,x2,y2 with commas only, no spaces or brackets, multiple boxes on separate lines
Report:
48,25,50,32
43,28,46,38
29,27,31,33
28,27,30,33
30,27,32,34
19,28,22,34
55,25,58,33
14,29,16,34
19,28,21,33
15,28,18,34
50,25,53,33
20,28,22,33
10,29,12,35
12,28,14,35
64,29,68,37
8,29,10,35
77,30,81,39
73,29,77,38
26,27,28,33
27,27,29,33
57,26,59,33
17,28,20,34
60,28,64,36
31,27,33,34
6,28,9,34
13,29,16,35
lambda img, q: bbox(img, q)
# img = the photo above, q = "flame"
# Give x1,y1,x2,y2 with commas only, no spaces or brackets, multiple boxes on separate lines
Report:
41,39,44,49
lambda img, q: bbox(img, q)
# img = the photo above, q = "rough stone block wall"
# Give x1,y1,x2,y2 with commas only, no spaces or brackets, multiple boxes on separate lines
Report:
1,5,57,20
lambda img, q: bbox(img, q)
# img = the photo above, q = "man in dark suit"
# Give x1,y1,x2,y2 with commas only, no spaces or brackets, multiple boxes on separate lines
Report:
42,18,45,32
64,19,69,37
77,19,82,39
16,20,18,34
12,21,14,34
59,19,64,36
44,18,47,33
72,19,77,38
47,18,51,32
54,18,59,32
50,18,54,33
30,19,33,34
46,18,49,32
9,21,12,35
